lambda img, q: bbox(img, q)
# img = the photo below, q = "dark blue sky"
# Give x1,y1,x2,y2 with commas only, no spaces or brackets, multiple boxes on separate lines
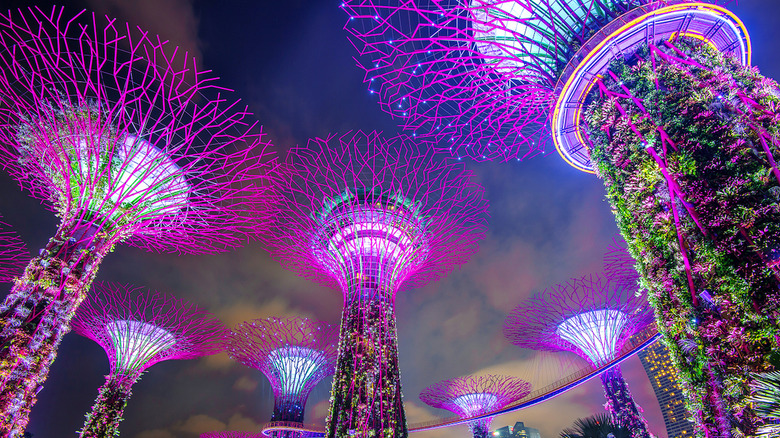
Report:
1,1,779,437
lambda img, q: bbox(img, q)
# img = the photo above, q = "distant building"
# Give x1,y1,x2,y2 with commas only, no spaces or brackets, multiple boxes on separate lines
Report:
638,340,694,437
491,421,541,438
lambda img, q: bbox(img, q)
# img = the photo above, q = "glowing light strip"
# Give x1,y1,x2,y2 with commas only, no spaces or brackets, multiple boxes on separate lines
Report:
551,2,751,173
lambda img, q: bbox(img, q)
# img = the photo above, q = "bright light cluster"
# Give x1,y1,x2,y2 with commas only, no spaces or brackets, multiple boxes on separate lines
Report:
452,392,499,417
268,346,327,397
555,309,628,366
107,320,177,373
420,374,531,429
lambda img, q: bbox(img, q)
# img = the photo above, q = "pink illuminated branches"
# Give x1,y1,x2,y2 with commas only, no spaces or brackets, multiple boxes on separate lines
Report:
0,6,275,432
267,131,487,293
0,217,27,282
72,283,225,374
226,317,338,424
504,273,654,437
0,7,275,253
504,274,653,366
420,375,531,438
71,283,226,437
341,0,736,163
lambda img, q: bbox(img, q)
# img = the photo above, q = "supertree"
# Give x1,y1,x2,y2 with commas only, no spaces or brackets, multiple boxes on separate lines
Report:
201,433,264,438
265,131,488,438
226,317,339,437
0,218,27,282
603,237,641,296
503,274,655,438
419,375,531,438
342,1,776,434
70,283,226,437
0,7,275,433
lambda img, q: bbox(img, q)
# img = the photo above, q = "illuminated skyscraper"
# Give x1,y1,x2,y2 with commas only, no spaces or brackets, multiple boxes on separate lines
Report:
638,341,694,438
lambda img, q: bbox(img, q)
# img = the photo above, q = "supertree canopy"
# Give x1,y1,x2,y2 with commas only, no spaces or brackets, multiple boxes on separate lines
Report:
226,317,339,434
603,237,641,296
419,375,531,438
342,2,780,435
265,131,488,438
201,433,264,438
504,274,654,438
71,283,226,438
0,7,275,433
0,217,27,282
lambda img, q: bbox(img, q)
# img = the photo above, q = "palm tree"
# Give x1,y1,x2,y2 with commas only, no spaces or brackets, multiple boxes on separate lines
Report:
560,413,632,438
751,371,780,437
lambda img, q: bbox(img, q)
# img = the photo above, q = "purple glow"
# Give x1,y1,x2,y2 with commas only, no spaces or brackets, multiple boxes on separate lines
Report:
504,274,653,367
268,346,328,397
452,393,499,416
71,283,227,376
420,375,531,436
556,309,628,366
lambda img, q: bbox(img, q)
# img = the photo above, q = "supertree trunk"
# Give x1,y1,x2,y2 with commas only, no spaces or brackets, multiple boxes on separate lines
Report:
326,292,407,438
599,366,651,438
470,421,491,438
79,372,139,438
273,394,306,423
0,219,113,435
585,39,780,437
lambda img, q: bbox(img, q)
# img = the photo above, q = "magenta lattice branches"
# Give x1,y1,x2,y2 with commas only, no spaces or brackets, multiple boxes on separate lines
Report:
603,237,641,296
340,0,740,167
503,274,653,366
265,131,488,438
226,317,338,425
71,283,226,438
0,6,276,433
504,274,654,437
0,217,27,282
420,375,531,438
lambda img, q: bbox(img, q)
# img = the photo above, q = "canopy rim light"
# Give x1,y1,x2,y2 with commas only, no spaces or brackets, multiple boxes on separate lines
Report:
551,1,751,173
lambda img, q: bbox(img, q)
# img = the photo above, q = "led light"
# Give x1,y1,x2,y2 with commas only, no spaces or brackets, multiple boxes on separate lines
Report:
452,392,498,416
107,320,176,373
556,309,627,366
268,346,326,396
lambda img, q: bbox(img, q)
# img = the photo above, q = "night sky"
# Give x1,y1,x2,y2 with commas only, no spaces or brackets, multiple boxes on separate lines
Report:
1,1,779,438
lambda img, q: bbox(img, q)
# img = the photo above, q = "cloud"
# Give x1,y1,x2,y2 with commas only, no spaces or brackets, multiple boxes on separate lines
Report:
225,413,263,431
233,376,259,392
175,414,226,434
85,0,202,63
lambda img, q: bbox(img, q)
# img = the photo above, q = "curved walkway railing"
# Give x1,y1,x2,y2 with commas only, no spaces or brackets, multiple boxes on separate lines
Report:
261,327,661,437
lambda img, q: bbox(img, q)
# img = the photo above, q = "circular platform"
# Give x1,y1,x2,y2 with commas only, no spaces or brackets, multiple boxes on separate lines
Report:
551,2,750,173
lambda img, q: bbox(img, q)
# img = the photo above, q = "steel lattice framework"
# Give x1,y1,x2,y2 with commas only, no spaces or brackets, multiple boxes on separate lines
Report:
504,274,654,438
70,283,225,438
341,0,742,166
265,131,488,438
419,375,531,438
0,7,276,433
603,237,641,295
227,317,339,437
0,217,27,282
